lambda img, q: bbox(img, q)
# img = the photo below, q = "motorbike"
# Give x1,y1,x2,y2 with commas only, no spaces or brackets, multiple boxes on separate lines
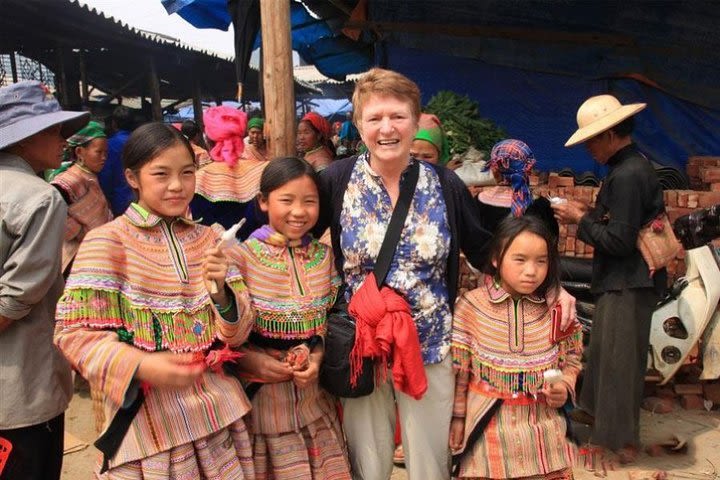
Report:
559,204,720,384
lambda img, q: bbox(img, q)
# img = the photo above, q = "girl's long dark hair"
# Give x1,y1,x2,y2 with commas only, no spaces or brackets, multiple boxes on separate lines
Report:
259,156,320,199
486,215,560,297
122,122,194,171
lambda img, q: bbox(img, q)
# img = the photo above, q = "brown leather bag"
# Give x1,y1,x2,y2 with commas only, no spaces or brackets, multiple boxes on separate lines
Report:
637,212,681,276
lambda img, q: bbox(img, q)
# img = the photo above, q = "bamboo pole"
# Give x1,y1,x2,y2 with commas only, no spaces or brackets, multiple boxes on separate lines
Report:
260,0,295,158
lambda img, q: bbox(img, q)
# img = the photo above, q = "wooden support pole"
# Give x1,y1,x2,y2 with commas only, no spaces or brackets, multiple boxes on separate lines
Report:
260,0,295,158
193,78,204,129
10,52,18,83
148,56,162,121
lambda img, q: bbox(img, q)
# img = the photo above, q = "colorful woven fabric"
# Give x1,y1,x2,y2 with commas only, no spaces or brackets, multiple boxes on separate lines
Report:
487,139,536,217
456,402,577,478
415,113,450,165
303,145,334,171
451,275,583,478
51,163,113,270
194,156,268,204
452,276,582,396
241,143,269,163
98,419,255,479
55,204,255,468
228,226,339,343
203,106,247,166
252,413,351,480
226,227,342,438
190,142,213,168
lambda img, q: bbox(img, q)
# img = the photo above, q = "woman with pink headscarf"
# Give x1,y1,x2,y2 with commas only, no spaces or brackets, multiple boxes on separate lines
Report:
191,106,268,239
297,111,334,171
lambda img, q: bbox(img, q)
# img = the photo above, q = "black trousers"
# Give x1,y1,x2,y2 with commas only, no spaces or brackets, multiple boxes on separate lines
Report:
0,413,64,480
579,288,658,450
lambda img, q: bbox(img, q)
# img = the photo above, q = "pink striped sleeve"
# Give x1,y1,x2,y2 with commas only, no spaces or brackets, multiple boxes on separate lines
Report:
55,326,145,408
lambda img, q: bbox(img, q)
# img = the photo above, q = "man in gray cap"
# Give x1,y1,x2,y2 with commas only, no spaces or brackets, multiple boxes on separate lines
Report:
0,80,89,480
552,94,666,463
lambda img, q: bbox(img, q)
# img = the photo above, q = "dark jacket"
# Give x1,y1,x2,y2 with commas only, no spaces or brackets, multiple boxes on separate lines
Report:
315,156,492,309
577,144,666,294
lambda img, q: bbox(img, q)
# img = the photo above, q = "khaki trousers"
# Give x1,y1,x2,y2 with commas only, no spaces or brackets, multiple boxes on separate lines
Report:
341,355,453,480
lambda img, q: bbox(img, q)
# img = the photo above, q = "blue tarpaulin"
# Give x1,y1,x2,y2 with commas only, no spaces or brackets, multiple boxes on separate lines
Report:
162,0,371,80
387,45,720,174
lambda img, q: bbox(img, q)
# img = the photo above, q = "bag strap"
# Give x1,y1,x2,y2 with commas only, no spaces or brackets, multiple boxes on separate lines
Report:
373,161,420,288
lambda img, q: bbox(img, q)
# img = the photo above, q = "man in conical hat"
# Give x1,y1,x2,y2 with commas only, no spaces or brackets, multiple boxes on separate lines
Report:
552,94,666,463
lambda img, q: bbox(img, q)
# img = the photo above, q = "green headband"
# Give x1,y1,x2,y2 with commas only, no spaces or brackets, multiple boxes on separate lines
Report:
414,128,450,165
248,117,264,131
66,120,106,147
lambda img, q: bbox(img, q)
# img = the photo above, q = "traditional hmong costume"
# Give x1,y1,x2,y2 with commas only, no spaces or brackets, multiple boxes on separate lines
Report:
191,142,213,168
451,276,583,479
227,225,351,480
241,143,269,163
191,158,267,240
51,163,113,272
303,146,334,172
55,204,256,479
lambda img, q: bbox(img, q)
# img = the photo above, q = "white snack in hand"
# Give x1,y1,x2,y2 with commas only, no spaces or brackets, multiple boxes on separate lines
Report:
219,218,246,249
548,196,567,205
210,218,246,294
543,369,563,385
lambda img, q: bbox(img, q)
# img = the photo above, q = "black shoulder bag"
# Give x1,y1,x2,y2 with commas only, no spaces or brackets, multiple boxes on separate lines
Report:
320,161,419,398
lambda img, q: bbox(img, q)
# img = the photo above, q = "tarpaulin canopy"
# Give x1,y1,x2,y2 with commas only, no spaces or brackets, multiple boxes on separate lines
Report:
162,0,371,81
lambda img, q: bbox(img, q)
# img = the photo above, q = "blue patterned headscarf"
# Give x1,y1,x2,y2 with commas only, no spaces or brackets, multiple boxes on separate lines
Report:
487,139,536,217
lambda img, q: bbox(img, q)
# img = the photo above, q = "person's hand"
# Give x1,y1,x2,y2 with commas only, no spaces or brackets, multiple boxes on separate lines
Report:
293,351,322,389
135,352,206,389
449,417,465,450
236,348,293,383
551,287,577,330
551,199,588,224
542,381,568,408
203,245,229,305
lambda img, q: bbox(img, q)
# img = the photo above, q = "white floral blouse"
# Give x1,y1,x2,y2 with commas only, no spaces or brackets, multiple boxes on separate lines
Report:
340,154,452,364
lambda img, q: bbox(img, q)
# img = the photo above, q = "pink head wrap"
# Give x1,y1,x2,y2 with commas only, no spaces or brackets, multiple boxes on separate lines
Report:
301,111,331,141
203,106,247,167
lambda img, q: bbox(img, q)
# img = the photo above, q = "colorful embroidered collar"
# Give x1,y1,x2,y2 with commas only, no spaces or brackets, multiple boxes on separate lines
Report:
485,274,545,304
248,224,312,248
124,203,197,229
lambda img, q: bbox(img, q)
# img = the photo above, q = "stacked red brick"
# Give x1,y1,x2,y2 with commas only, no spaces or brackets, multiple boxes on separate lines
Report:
464,157,720,288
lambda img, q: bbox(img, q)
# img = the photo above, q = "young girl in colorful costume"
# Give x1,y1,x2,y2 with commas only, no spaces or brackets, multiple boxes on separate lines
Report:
50,121,113,272
55,123,256,479
450,215,583,479
226,156,351,479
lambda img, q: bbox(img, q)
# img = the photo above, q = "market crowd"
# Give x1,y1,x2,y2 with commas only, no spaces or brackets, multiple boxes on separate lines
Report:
0,67,665,480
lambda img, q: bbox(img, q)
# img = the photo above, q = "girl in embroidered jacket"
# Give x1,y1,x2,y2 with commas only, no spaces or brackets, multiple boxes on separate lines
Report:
54,123,256,479
450,215,583,479
226,156,351,479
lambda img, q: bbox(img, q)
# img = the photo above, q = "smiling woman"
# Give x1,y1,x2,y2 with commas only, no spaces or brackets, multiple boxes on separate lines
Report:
314,68,493,480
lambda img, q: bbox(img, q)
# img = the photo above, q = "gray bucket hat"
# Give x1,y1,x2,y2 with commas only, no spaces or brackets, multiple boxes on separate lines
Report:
0,80,90,150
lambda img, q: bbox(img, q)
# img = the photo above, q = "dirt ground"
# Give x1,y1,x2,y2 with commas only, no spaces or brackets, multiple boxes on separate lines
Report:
62,388,720,480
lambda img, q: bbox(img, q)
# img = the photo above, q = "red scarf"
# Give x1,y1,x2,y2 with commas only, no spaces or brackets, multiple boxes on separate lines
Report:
348,272,428,399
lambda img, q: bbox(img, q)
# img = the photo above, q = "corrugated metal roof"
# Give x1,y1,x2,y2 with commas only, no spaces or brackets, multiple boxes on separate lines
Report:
69,0,236,62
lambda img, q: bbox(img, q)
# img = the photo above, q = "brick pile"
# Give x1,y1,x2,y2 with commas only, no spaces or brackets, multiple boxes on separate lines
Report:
470,160,720,284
